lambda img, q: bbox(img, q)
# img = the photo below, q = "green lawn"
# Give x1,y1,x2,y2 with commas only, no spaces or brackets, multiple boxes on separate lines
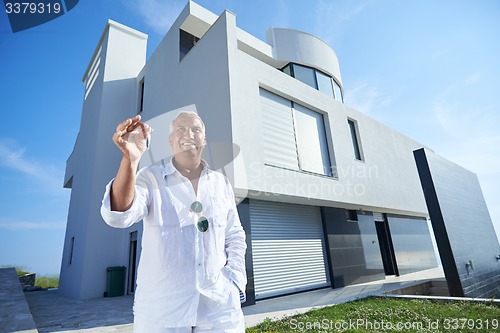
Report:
246,296,500,333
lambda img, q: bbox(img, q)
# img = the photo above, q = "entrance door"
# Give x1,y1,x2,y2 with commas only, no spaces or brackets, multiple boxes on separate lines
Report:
374,214,398,276
128,231,138,294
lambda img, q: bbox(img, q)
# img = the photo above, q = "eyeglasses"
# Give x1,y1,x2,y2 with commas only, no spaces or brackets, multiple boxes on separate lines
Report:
191,201,209,233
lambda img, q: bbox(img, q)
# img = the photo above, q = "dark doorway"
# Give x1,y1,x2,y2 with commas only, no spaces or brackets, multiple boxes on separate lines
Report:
375,217,399,276
128,231,138,294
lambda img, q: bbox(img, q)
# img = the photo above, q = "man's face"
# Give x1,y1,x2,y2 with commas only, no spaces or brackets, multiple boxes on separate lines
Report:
169,114,206,158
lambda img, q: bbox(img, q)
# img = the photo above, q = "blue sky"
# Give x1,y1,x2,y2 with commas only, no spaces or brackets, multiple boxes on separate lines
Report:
0,0,499,276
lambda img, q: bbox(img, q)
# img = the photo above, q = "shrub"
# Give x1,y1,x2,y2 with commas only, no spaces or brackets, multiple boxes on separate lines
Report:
14,266,31,277
35,276,59,289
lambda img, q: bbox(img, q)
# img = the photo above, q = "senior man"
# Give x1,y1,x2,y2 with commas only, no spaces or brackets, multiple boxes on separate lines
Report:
100,112,247,332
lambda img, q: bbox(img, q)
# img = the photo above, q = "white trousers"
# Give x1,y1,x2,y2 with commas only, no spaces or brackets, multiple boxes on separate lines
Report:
133,284,245,333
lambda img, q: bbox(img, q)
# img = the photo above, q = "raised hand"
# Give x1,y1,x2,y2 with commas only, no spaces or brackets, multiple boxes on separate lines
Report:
113,115,151,163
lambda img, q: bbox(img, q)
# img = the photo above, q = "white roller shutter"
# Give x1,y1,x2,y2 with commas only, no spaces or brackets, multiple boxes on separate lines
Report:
259,88,299,170
250,200,330,299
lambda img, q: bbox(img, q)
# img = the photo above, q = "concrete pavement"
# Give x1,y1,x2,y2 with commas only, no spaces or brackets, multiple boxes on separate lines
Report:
18,267,445,332
0,267,38,333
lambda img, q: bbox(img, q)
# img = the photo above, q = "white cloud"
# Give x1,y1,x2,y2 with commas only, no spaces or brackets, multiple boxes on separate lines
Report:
273,0,291,29
432,72,488,136
344,81,394,115
463,71,482,86
0,218,65,230
431,72,500,175
0,138,65,193
313,0,367,42
435,135,500,177
430,72,500,238
433,73,481,124
121,0,184,35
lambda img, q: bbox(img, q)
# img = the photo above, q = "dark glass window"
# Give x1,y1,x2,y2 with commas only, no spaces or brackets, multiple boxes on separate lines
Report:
138,78,145,113
282,64,292,76
69,237,75,265
346,210,358,221
179,29,200,61
348,119,363,160
281,63,343,102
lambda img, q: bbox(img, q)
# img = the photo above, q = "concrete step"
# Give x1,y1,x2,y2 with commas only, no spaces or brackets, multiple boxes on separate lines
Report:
430,280,448,288
430,280,449,296
429,287,450,296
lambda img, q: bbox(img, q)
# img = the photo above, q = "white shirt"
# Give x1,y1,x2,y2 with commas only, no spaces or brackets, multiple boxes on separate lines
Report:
100,159,247,328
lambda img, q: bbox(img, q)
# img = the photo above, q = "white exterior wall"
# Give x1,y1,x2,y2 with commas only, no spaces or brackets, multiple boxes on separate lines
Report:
137,3,235,173
60,21,147,299
61,2,238,299
266,28,342,85
229,27,428,217
61,1,431,299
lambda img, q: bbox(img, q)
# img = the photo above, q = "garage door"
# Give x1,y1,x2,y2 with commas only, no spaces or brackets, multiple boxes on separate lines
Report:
250,200,330,299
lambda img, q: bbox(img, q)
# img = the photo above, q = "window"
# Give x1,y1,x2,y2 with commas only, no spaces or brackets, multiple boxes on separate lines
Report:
281,63,343,102
346,210,358,221
282,64,292,76
179,29,199,61
292,64,317,89
348,119,363,161
333,80,343,102
316,71,334,98
260,89,333,176
260,89,299,171
293,103,332,175
69,237,75,265
129,231,138,293
138,78,145,113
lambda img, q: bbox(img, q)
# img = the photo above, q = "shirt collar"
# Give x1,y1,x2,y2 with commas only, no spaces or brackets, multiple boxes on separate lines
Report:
161,157,210,178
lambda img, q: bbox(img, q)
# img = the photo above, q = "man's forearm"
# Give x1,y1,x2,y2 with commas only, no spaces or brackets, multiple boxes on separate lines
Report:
110,157,139,211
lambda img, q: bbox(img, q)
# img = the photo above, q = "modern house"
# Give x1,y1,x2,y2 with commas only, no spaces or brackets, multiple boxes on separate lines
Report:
59,1,499,303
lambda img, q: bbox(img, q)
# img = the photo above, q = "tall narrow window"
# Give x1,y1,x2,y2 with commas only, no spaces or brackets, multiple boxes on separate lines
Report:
129,231,138,293
333,80,343,102
138,78,145,113
179,29,200,61
348,119,363,161
69,237,75,265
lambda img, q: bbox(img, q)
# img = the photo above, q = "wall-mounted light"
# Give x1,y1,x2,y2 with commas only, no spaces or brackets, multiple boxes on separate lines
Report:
496,255,500,261
465,260,474,275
